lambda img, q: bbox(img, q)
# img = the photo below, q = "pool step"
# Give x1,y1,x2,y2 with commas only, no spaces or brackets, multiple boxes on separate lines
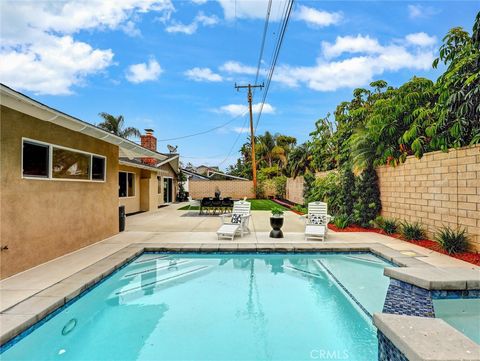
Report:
112,265,213,304
122,260,191,279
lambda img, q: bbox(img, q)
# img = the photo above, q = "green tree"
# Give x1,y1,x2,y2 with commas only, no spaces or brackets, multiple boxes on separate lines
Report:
338,167,356,217
431,11,480,148
353,164,381,227
98,112,141,139
287,142,315,178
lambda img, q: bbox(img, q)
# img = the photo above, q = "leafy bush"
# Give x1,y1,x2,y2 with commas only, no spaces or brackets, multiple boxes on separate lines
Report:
338,167,356,217
353,164,381,227
435,227,469,254
400,221,426,240
292,204,307,214
306,172,341,214
333,214,351,229
373,216,385,228
274,176,287,198
302,172,316,202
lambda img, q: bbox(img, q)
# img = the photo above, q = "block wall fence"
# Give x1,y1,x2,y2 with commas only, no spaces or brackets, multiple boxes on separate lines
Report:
285,145,480,250
189,180,255,199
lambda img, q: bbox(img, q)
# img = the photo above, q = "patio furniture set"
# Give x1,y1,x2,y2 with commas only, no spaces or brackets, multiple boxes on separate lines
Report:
212,200,331,242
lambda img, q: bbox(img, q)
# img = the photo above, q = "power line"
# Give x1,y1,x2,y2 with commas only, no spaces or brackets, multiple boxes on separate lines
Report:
254,0,294,132
156,112,247,142
216,112,249,167
253,0,273,92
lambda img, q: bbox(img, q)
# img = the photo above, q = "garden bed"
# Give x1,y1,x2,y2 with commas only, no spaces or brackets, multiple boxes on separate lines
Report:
328,224,480,266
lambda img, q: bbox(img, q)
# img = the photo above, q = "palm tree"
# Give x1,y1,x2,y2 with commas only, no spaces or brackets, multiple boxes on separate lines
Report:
97,112,141,139
287,142,314,178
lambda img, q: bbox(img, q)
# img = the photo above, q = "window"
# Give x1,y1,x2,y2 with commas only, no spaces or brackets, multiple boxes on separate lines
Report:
119,172,135,197
52,147,90,180
157,176,162,194
21,138,106,182
23,141,49,177
92,156,106,180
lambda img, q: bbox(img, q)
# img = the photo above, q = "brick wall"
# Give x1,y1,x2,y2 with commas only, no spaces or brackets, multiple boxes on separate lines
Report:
284,145,480,250
189,180,254,199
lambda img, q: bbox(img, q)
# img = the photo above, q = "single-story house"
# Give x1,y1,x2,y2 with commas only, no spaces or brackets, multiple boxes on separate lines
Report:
0,84,179,278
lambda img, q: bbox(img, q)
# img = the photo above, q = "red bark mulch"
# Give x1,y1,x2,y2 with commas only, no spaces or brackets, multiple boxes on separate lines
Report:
328,224,480,266
276,199,480,266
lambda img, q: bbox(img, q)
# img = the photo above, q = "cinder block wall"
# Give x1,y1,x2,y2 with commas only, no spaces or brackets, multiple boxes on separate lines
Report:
378,145,479,250
189,180,254,199
284,145,480,250
286,176,304,205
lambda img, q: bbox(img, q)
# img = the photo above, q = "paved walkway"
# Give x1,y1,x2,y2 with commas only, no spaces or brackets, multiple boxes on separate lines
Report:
1,203,478,313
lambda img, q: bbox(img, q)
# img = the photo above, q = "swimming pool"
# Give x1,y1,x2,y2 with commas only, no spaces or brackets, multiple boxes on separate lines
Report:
433,298,480,344
1,253,393,361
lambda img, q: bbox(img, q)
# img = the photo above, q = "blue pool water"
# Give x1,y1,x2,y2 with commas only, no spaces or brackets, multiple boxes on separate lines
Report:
1,253,393,361
433,298,480,344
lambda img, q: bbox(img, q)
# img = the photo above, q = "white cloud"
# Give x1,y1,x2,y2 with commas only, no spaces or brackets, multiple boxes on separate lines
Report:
294,5,342,27
408,4,439,19
227,34,436,92
405,32,436,47
0,0,173,94
191,0,208,4
217,0,285,21
126,58,163,83
166,11,218,35
233,127,250,134
322,35,382,58
218,103,275,116
220,61,257,75
185,67,223,82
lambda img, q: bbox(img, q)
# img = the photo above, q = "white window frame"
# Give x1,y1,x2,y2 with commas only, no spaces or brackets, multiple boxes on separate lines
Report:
21,137,107,182
119,171,136,198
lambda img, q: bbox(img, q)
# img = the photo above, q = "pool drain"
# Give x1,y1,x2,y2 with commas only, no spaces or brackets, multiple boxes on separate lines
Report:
62,318,77,335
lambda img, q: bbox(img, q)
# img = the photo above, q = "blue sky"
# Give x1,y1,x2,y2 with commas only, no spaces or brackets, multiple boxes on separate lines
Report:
0,1,478,169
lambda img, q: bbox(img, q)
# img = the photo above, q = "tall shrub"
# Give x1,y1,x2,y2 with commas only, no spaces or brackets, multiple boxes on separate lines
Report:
307,173,341,214
353,164,381,227
338,167,356,216
302,172,316,204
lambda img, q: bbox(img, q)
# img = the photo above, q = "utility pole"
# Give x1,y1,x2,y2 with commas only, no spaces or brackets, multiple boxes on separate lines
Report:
235,82,264,197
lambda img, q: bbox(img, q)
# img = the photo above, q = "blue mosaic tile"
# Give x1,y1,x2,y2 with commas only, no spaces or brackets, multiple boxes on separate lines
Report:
383,282,435,317
431,289,480,299
378,331,409,361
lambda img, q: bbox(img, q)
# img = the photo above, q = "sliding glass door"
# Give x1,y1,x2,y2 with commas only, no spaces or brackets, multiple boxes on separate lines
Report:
163,177,173,203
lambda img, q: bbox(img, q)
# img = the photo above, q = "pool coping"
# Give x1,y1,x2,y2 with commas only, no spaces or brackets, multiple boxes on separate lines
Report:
0,242,476,348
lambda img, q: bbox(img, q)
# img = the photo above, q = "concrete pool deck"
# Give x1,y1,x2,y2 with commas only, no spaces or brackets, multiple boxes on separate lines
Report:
1,203,479,347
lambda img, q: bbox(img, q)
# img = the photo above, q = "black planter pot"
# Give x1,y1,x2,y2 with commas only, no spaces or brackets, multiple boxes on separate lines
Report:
269,216,284,238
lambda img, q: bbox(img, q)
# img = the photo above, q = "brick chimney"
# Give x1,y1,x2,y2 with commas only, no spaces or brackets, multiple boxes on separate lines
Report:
140,129,157,166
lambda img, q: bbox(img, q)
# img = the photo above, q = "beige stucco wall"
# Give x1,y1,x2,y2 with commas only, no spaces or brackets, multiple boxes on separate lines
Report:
189,180,254,199
118,164,142,214
284,145,480,250
118,163,178,213
0,106,119,279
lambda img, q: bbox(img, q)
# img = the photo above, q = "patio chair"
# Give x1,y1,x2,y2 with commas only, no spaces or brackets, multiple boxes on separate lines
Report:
221,197,233,213
211,197,222,215
217,200,251,240
200,197,212,215
303,201,332,241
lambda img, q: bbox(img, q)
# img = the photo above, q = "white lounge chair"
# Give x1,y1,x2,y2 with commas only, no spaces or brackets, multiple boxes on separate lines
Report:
217,200,251,240
303,201,332,241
